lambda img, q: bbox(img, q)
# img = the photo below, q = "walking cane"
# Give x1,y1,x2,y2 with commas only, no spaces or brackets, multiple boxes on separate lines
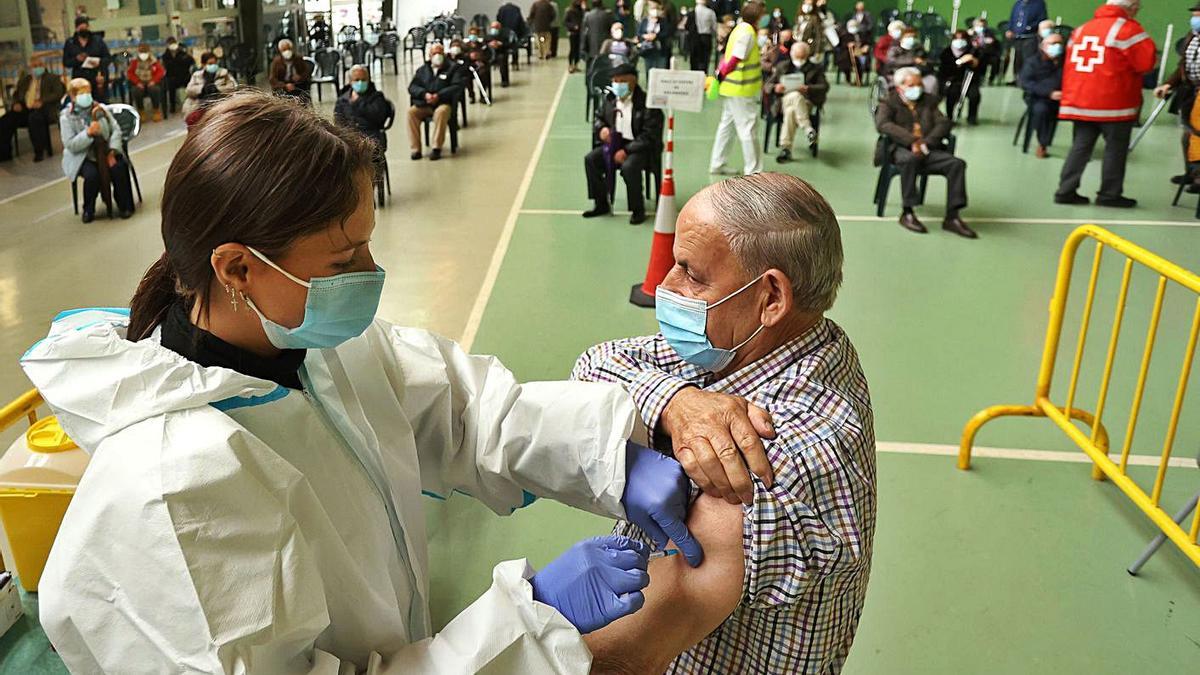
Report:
470,65,492,106
954,68,974,121
1128,97,1168,152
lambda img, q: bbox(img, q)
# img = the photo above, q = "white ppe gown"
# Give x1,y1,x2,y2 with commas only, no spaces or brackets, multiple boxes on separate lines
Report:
20,308,638,674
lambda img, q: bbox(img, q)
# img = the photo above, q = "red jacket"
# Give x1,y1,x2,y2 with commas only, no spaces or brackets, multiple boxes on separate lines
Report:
126,57,166,87
1059,5,1155,123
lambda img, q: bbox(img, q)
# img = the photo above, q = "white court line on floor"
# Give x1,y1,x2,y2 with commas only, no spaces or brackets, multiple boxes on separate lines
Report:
460,70,570,351
0,128,186,207
877,441,1195,468
518,209,1200,227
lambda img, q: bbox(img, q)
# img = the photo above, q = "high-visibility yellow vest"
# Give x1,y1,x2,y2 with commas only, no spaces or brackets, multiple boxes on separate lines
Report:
719,22,762,98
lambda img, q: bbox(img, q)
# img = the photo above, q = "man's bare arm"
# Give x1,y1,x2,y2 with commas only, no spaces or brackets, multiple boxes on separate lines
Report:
585,495,745,674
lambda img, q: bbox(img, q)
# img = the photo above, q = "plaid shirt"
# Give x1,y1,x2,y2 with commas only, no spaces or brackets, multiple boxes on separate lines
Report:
572,319,876,674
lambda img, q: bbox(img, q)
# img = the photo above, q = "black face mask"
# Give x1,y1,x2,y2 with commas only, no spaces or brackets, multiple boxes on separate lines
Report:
78,30,91,40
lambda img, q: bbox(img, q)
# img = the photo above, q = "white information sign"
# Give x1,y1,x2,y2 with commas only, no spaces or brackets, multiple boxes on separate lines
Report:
647,69,706,113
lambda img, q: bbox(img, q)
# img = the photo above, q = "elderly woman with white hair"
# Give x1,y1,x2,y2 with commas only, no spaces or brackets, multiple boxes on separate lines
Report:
874,66,974,238
268,38,313,102
59,77,135,222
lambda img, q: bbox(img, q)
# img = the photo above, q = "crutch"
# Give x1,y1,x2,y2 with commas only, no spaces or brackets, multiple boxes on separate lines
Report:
954,68,974,121
470,65,492,106
1128,97,1169,152
848,43,862,87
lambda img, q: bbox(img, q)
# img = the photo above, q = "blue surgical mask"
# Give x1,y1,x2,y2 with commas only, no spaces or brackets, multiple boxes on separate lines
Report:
655,275,766,373
32,66,45,77
351,80,369,93
903,85,922,101
900,36,916,50
205,63,219,74
611,81,630,98
74,93,92,108
1039,28,1052,39
1191,16,1200,32
1044,43,1063,58
245,247,386,350
951,39,967,51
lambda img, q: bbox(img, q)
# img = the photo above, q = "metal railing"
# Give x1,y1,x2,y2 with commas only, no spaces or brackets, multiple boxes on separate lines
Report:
959,225,1200,567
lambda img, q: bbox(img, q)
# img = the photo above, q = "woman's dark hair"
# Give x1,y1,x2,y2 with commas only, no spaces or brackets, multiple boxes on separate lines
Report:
200,51,216,63
128,90,375,341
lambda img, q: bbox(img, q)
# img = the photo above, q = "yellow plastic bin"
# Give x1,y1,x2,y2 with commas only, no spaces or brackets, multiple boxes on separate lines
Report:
0,409,88,592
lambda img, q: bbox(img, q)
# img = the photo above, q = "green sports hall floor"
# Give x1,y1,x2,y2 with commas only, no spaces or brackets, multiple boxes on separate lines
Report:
2,59,1198,673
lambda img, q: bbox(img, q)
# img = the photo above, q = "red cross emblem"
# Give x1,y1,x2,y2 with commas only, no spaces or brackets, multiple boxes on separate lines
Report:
1070,35,1105,73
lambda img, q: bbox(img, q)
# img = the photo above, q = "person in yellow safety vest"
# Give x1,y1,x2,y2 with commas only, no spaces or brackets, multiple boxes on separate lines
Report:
709,0,766,175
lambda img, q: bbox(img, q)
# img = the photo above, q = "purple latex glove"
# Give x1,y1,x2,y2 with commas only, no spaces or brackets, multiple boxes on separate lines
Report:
621,441,704,567
531,535,650,634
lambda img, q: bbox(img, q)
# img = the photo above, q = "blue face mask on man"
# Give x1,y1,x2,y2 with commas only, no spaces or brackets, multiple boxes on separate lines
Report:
351,80,369,94
32,66,45,77
74,93,93,108
245,247,386,350
611,81,630,98
1191,15,1200,32
1044,42,1063,58
655,274,766,373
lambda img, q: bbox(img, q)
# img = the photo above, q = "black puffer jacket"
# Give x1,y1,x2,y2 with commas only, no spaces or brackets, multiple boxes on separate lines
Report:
334,83,392,149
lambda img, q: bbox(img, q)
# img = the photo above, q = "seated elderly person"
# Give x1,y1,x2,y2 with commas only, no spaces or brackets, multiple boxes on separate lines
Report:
875,66,974,238
334,64,392,183
268,39,312,102
60,77,135,223
874,19,903,74
182,52,237,115
765,41,828,163
407,44,465,161
1018,31,1064,158
126,42,166,122
464,32,494,102
486,21,518,87
882,26,936,92
582,63,663,224
0,57,65,162
937,30,983,125
599,21,639,67
835,19,872,85
572,172,876,674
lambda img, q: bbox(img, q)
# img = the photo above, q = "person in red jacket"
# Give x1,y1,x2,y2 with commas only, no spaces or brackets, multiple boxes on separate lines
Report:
127,42,166,122
1053,0,1156,207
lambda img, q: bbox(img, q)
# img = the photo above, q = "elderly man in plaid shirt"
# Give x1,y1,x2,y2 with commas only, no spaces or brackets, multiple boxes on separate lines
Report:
573,172,876,674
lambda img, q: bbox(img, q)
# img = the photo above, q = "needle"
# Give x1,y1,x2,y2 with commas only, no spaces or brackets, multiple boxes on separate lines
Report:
648,548,679,561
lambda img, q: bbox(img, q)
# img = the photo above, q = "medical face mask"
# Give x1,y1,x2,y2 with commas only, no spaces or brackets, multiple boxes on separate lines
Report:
773,10,781,17
655,275,766,373
489,28,500,36
951,38,967,51
205,62,219,73
612,27,624,39
281,49,294,59
1040,28,1052,39
431,54,445,67
611,81,630,98
900,36,916,50
244,246,386,350
32,66,45,77
168,43,178,51
138,52,150,61
1044,43,1063,58
1191,15,1200,32
889,29,902,39
791,58,805,67
74,93,92,108
802,4,813,13
351,80,369,93
903,85,922,101
758,35,769,48
449,46,462,56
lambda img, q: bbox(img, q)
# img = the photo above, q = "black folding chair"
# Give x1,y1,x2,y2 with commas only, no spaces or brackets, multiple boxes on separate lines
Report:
873,134,956,217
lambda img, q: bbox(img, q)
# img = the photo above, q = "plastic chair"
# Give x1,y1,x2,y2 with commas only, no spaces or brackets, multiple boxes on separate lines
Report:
872,134,956,217
105,103,144,205
1012,97,1057,154
422,96,461,154
376,99,394,208
403,27,427,64
377,33,400,75
309,50,342,101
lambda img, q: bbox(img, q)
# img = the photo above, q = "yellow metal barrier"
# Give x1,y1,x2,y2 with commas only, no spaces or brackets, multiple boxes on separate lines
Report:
0,389,43,432
959,225,1200,567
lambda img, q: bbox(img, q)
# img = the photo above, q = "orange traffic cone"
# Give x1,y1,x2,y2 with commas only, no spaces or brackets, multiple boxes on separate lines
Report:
630,113,677,308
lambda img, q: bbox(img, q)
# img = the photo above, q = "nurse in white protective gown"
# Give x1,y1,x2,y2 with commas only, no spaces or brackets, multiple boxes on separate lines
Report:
20,91,704,674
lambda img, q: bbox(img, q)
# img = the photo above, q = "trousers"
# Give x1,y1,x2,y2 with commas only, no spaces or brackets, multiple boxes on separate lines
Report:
79,156,136,215
407,104,451,151
892,148,968,213
709,95,762,175
0,106,54,159
690,34,713,72
585,145,650,215
779,91,814,150
1055,120,1133,199
1029,99,1059,147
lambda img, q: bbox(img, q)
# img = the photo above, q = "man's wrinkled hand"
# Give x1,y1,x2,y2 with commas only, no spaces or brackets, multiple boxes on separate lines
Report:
661,387,776,505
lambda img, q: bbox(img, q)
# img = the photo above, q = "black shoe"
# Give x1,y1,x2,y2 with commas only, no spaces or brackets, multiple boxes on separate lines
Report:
430,148,442,161
1054,192,1089,205
967,118,979,126
582,204,611,218
776,148,792,163
1188,184,1200,194
899,211,927,233
81,212,95,223
629,211,647,225
410,151,422,160
33,153,44,162
943,216,977,239
1096,195,1137,208
1171,174,1191,185
118,209,133,219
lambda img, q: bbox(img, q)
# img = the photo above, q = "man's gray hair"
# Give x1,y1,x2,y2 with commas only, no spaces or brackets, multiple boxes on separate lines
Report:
893,66,921,87
1106,0,1137,8
349,63,369,78
705,173,843,314
277,38,293,50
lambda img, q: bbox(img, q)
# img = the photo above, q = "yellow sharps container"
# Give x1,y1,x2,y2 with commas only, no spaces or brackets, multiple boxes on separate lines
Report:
0,416,89,591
